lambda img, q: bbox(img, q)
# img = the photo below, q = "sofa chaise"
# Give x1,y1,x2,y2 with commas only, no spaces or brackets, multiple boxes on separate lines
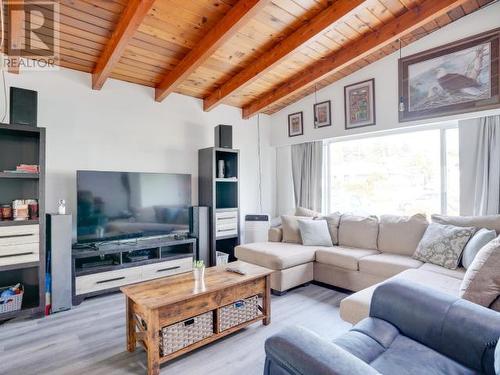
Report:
235,212,500,324
264,279,500,375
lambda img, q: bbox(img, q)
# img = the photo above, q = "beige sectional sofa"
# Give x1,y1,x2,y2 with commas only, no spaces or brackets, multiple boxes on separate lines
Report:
235,213,500,324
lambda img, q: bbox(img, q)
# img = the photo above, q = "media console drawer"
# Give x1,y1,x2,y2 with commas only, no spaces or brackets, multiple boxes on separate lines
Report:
141,257,192,281
76,267,142,295
75,257,193,295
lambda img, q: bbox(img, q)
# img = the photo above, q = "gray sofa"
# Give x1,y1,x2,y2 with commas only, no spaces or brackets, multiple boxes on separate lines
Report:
235,213,500,324
264,279,500,375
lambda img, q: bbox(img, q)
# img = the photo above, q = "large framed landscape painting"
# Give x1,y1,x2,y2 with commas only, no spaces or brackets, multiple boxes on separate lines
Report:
344,79,376,129
399,28,500,122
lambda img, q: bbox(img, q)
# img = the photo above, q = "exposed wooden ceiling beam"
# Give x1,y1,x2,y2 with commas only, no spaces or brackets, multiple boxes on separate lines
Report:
203,0,365,112
242,0,468,119
92,0,155,90
155,0,270,103
8,1,24,74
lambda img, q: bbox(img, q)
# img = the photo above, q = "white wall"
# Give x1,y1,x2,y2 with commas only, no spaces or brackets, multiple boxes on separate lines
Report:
3,68,276,239
270,2,500,147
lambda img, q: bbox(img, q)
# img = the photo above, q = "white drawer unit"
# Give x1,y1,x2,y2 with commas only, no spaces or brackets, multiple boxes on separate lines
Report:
141,257,192,281
75,267,142,295
0,224,40,266
215,211,238,238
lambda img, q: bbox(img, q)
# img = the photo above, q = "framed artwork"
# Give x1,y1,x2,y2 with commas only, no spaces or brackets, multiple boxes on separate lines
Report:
313,100,332,128
399,28,500,122
344,78,376,129
288,111,304,137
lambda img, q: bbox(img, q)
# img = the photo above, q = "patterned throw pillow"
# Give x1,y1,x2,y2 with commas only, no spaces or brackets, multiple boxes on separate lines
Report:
413,223,476,269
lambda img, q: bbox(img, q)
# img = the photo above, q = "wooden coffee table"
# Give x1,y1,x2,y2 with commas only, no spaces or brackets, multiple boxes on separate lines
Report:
121,261,273,375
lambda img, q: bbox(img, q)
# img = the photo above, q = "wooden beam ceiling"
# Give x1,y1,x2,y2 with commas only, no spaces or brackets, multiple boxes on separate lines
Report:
154,0,271,103
241,0,468,119
7,1,24,74
92,0,155,90
203,0,365,112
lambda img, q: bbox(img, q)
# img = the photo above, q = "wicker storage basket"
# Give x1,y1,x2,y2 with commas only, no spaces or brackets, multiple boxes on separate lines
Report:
160,311,214,356
0,286,23,314
219,295,259,332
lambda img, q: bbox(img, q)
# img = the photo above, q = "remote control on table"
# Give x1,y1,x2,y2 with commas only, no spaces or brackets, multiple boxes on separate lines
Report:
226,267,247,275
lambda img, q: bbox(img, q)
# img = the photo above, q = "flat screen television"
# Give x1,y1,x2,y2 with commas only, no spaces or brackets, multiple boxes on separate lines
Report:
77,170,191,243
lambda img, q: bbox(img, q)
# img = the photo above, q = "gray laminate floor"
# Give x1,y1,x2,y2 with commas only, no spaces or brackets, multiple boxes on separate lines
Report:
0,284,350,375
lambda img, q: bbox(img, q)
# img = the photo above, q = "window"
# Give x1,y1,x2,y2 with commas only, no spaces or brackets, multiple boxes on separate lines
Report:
325,126,459,216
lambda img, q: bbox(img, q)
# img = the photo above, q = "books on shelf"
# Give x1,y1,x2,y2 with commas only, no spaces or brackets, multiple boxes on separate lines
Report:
3,164,39,174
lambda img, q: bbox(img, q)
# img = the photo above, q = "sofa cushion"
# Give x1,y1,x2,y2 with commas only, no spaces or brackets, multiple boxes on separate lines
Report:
359,253,423,278
460,235,500,308
234,242,316,270
419,263,466,280
377,214,428,256
370,334,476,375
281,215,312,244
432,214,500,234
462,228,497,269
268,226,283,242
315,212,341,245
413,223,475,269
315,246,380,271
295,207,320,217
338,214,379,250
340,269,463,324
298,219,333,247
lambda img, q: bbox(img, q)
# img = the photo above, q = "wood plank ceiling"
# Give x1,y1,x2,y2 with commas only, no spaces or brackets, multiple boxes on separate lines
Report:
9,0,495,118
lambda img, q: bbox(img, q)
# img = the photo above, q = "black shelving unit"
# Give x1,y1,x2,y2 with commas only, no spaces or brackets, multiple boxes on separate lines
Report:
0,124,45,320
198,147,240,266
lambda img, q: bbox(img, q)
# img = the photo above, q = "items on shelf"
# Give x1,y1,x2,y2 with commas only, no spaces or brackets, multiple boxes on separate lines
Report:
0,204,12,220
0,200,38,221
3,164,39,174
0,284,24,314
13,199,38,221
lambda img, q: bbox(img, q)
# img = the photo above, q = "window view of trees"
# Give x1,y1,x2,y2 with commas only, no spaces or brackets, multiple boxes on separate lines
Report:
326,127,459,216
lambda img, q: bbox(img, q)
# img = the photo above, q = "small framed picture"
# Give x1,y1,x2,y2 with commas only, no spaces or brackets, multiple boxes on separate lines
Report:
313,100,331,128
344,78,376,129
288,111,304,137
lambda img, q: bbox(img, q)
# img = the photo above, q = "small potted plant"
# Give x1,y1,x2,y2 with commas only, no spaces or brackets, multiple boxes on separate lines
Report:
193,260,205,281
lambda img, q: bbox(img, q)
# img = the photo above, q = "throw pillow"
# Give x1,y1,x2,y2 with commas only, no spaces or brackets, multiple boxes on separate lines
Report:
281,215,312,244
413,223,475,269
298,219,333,247
460,236,500,308
295,207,321,217
314,212,341,245
378,214,428,256
338,214,379,250
431,214,500,234
462,228,497,269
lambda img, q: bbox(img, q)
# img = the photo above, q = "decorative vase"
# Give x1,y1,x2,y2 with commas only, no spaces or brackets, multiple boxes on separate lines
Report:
193,267,205,281
218,160,225,178
57,199,66,215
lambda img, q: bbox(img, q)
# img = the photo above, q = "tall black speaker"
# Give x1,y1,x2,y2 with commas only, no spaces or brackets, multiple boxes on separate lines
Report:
46,214,72,313
214,125,232,149
189,206,210,265
10,87,38,126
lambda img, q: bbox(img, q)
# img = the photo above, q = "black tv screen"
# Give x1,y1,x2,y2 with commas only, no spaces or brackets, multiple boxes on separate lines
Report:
77,171,191,243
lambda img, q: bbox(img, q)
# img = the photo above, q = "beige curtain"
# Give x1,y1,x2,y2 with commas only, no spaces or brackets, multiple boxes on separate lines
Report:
291,141,323,212
459,115,500,215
